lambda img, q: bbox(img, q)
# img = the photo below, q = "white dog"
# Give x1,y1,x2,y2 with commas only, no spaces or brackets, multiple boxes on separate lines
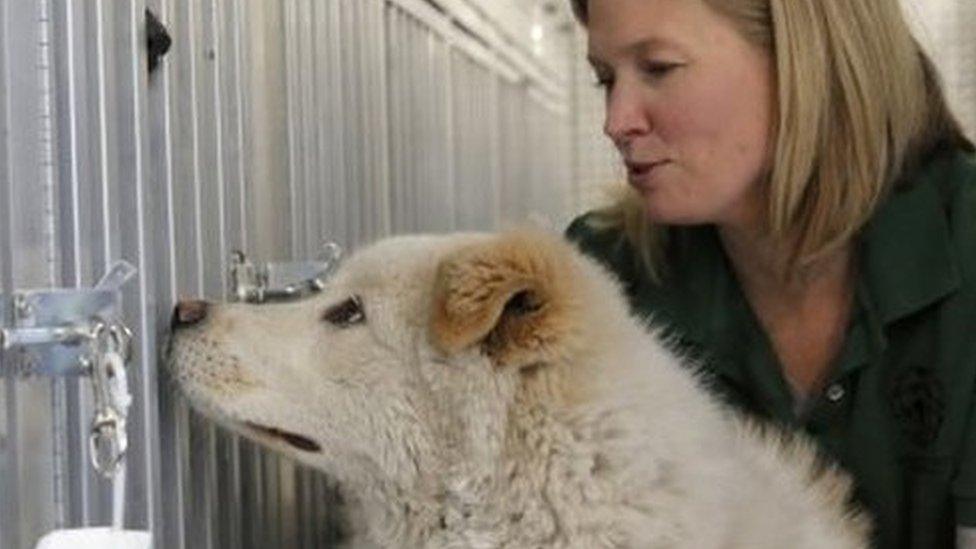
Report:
168,230,869,548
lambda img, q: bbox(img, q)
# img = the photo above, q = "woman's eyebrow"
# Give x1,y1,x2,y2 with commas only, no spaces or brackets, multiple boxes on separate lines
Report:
588,36,681,64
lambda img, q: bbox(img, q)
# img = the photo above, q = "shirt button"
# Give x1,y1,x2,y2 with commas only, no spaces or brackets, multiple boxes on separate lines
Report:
825,383,845,403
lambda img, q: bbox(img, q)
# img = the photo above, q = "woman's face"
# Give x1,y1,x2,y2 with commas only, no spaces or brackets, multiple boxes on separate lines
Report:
587,0,775,229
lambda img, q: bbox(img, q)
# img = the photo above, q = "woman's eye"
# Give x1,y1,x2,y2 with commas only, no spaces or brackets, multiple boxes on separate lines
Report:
323,296,365,327
641,62,680,79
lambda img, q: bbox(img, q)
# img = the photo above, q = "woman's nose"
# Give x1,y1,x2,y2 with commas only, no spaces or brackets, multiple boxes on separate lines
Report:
603,85,651,148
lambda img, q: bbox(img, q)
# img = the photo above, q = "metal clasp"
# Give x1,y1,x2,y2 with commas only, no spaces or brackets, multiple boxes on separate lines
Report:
88,321,133,478
229,243,342,303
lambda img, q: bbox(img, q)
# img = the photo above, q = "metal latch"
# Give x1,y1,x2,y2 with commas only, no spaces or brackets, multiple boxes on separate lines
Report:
0,261,137,478
229,243,343,303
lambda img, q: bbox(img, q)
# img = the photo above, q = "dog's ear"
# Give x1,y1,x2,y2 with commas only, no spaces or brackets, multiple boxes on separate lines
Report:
430,231,578,368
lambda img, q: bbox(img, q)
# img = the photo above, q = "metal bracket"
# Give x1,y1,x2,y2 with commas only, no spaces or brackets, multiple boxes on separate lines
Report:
0,262,135,378
0,261,137,478
229,243,343,303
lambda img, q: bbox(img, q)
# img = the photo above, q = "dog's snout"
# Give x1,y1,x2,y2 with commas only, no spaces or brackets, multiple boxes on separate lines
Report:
172,299,209,329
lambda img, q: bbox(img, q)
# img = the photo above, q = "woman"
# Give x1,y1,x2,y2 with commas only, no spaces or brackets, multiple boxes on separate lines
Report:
564,0,976,547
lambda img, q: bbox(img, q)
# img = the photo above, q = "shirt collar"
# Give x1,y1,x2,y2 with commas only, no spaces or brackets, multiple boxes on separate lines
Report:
860,153,962,325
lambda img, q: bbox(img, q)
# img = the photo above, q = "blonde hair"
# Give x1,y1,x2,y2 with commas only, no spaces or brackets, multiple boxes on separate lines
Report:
572,0,974,280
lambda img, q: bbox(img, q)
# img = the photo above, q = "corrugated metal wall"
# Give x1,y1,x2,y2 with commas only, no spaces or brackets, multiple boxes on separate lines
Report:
0,0,571,547
2,0,160,545
905,0,976,140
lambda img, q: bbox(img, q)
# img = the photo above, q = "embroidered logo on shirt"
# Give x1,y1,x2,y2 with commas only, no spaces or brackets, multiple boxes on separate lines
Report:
888,366,946,448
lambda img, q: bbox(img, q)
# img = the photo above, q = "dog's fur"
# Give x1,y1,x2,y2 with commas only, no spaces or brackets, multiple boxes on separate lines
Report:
168,230,869,548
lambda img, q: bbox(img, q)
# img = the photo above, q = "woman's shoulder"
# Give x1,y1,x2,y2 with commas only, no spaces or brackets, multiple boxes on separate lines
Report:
942,151,976,285
941,149,976,217
901,148,976,295
876,148,976,245
928,149,976,256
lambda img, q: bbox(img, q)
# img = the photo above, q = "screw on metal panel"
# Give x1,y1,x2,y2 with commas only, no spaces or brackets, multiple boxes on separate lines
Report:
13,294,32,321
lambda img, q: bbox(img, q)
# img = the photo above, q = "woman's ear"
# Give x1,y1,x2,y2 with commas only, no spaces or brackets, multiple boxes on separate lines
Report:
430,230,580,369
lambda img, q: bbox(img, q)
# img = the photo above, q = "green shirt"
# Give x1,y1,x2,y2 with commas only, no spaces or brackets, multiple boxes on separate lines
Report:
566,149,976,548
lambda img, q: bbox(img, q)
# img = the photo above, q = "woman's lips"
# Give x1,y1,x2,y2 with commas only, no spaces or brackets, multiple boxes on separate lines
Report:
626,160,670,184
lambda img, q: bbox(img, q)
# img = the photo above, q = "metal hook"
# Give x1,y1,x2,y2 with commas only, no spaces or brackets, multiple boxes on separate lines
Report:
87,320,131,478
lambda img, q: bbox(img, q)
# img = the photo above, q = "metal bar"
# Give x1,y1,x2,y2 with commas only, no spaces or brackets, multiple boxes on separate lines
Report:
327,0,348,250
312,0,331,248
215,7,245,534
146,0,179,305
94,0,117,274
488,73,501,227
0,382,21,549
158,373,187,549
205,422,219,548
170,0,204,298
263,452,281,548
282,0,302,259
338,0,361,247
278,459,297,548
408,15,421,232
176,401,195,548
54,0,92,291
226,432,244,548
197,0,224,300
385,6,403,233
441,37,457,231
417,22,432,231
150,0,188,541
117,0,156,533
239,440,262,549
362,0,378,241
354,0,370,243
298,0,317,258
1,326,91,349
187,0,206,295
186,411,215,549
298,468,313,548
231,0,249,251
209,0,229,299
372,0,391,239
88,0,127,528
0,0,10,295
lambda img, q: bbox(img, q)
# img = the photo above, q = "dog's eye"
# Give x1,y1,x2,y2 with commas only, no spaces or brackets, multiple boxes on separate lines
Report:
323,296,365,327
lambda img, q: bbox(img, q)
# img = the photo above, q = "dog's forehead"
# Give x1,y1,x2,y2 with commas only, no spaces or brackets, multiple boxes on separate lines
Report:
337,233,492,283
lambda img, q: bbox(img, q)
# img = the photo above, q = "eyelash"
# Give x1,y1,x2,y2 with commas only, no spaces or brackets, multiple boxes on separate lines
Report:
592,62,680,90
641,62,680,78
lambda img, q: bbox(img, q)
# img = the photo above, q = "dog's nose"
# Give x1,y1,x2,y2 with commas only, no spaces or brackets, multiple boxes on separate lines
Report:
172,299,209,329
